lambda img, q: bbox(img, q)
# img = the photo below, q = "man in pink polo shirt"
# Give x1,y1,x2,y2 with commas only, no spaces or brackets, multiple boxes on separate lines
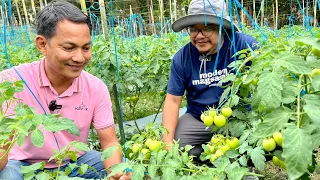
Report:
0,1,130,180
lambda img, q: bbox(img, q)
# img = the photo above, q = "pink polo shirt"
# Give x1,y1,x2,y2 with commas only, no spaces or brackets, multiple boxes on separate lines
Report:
0,58,114,168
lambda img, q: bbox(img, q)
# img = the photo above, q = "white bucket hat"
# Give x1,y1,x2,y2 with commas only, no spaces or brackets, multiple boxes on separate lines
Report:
172,0,240,32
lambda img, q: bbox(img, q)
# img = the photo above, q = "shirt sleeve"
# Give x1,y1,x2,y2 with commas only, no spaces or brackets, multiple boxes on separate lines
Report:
92,83,114,129
167,53,186,96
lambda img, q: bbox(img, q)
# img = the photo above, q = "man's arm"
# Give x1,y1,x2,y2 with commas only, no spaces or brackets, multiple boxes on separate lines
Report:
162,93,183,148
96,126,122,172
0,144,9,170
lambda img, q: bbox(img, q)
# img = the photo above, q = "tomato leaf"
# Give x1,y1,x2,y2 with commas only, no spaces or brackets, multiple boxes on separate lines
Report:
162,167,176,180
303,105,320,126
20,162,45,173
101,146,118,161
255,70,283,111
281,79,299,104
107,163,130,179
31,129,44,148
249,147,266,171
312,76,320,91
148,164,158,179
213,156,230,173
132,164,145,180
228,121,246,137
226,166,248,180
239,155,248,166
252,107,292,137
278,54,312,74
79,164,88,175
282,125,313,180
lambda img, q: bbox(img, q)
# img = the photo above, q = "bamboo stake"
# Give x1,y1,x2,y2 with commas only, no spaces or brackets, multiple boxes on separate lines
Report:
253,0,256,24
31,0,36,17
44,0,47,6
150,6,156,34
303,0,305,26
80,0,88,15
261,0,264,27
99,0,108,39
169,0,173,25
22,0,30,26
241,0,244,25
39,0,44,9
14,0,22,26
174,0,177,21
272,3,275,30
5,3,10,27
314,0,317,27
275,0,278,29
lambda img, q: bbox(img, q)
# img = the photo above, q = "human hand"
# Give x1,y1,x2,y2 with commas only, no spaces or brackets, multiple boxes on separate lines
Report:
109,171,132,180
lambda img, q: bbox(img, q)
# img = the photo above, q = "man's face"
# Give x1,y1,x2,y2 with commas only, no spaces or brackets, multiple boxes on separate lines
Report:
189,24,222,54
41,19,92,81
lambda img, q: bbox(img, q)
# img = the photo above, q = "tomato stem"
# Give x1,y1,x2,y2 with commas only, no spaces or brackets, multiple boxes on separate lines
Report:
297,75,303,128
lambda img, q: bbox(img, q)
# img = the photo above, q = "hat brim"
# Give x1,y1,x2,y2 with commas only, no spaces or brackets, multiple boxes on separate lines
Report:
172,14,240,32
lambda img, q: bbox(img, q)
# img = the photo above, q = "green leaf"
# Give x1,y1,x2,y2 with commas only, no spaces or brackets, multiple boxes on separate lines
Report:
303,105,320,126
277,54,312,74
156,149,167,164
71,141,89,152
282,125,313,180
256,70,283,110
101,146,118,161
184,145,193,152
79,164,89,175
17,134,26,147
281,79,299,104
219,86,231,105
231,109,246,120
253,107,292,137
31,129,44,148
35,172,50,180
43,117,79,136
311,129,320,149
228,121,246,137
148,164,158,179
249,147,266,171
132,164,145,180
312,76,320,91
107,163,130,179
20,162,45,173
227,166,248,180
213,156,230,173
303,94,320,106
162,167,176,180
226,150,240,158
239,155,248,166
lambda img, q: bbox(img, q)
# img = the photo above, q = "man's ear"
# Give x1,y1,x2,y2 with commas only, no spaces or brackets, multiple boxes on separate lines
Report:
35,35,48,56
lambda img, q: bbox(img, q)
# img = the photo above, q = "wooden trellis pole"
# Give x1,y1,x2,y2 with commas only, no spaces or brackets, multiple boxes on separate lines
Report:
99,0,108,39
14,0,22,26
31,0,36,17
22,0,30,26
314,0,317,27
261,0,264,26
275,0,278,29
80,0,88,15
253,0,256,24
39,0,44,9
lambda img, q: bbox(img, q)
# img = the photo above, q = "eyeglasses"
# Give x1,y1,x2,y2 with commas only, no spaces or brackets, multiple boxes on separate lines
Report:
187,26,219,38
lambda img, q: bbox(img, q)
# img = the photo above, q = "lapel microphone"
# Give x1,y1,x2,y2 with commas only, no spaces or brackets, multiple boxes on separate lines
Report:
48,100,62,111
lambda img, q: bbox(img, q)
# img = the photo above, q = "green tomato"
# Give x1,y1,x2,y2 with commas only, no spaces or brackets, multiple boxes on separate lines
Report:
272,156,281,167
262,138,276,152
208,109,217,118
203,115,214,127
214,115,226,127
132,143,141,154
272,132,283,147
251,77,259,86
159,90,165,96
145,138,153,148
141,148,151,160
221,107,232,118
131,96,139,102
149,140,161,151
226,137,240,149
311,68,320,78
204,145,215,155
311,47,320,57
200,113,205,121
210,154,217,163
219,144,230,153
215,149,224,157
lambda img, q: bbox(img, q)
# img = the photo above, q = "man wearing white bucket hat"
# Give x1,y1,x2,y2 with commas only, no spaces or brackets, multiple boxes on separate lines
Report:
162,0,259,160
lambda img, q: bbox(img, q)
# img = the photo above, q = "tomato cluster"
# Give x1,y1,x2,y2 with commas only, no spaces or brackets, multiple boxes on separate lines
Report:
126,96,139,103
200,107,232,128
201,134,240,163
131,138,162,160
262,132,285,169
